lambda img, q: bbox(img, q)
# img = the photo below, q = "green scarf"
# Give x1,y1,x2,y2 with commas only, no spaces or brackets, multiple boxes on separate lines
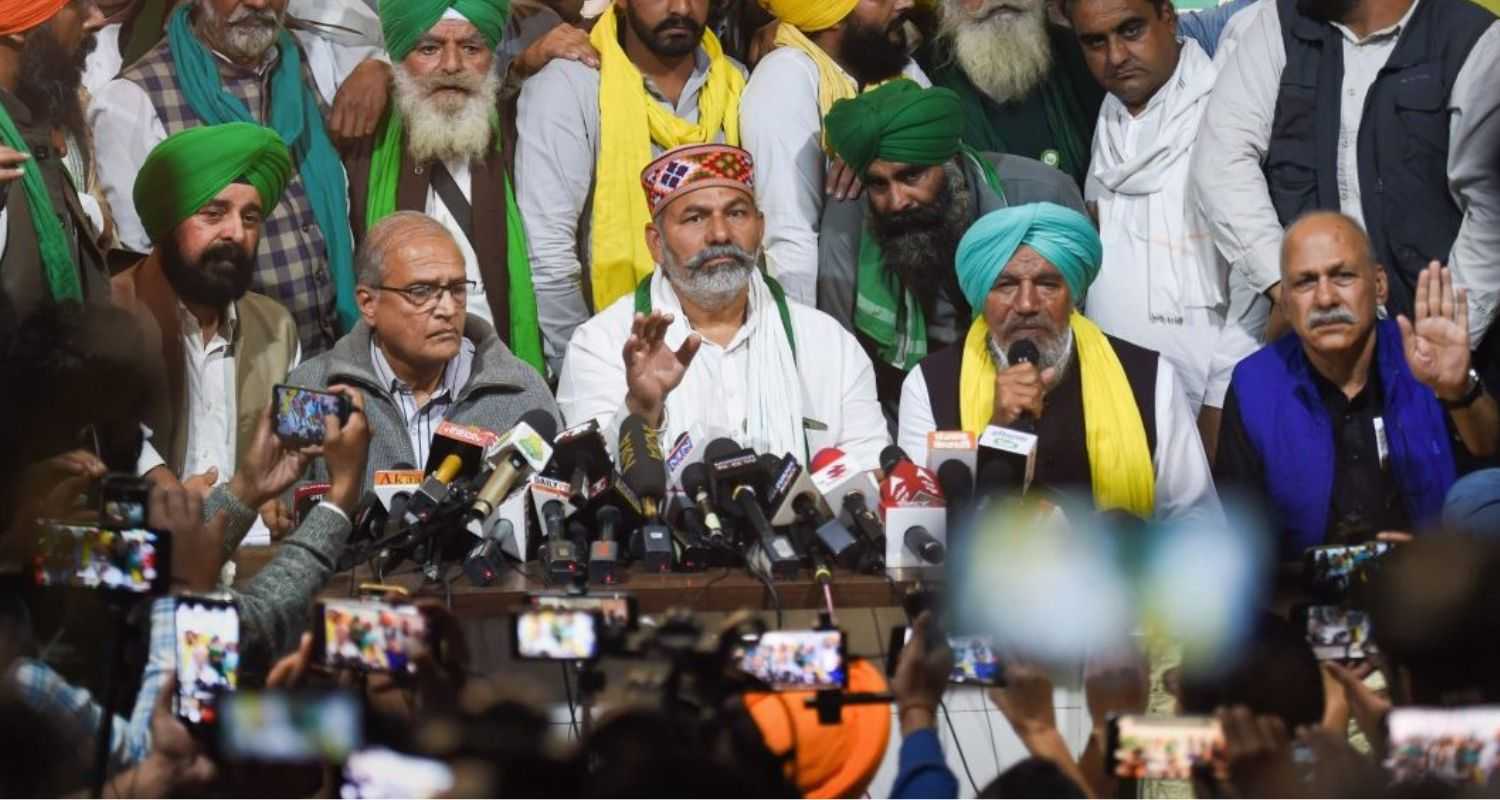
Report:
166,4,358,332
854,147,1003,372
365,109,544,374
944,58,1089,185
0,101,79,301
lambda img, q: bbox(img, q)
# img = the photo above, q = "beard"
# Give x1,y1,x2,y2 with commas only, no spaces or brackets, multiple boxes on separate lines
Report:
161,237,256,308
869,162,973,315
16,23,91,136
393,62,500,164
1296,0,1359,21
989,323,1073,378
626,8,705,58
939,0,1053,105
840,13,911,85
662,243,758,311
198,0,284,63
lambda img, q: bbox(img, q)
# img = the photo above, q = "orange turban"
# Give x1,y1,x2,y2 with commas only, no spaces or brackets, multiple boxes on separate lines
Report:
0,0,69,35
745,659,892,799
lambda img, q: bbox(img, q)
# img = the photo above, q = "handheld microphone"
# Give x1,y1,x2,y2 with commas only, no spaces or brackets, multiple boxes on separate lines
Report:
811,447,886,567
1007,339,1042,432
619,415,678,573
546,418,612,486
402,453,465,527
706,439,800,579
468,410,558,524
673,507,717,570
937,460,975,535
682,462,726,541
880,447,948,567
904,526,946,564
463,519,512,587
766,453,863,570
540,497,580,583
973,340,1042,495
588,505,622,584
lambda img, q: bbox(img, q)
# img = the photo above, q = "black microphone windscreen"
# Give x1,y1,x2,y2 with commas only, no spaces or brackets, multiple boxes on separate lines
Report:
879,445,909,476
703,437,742,464
682,462,712,496
1007,339,1041,367
937,460,974,503
619,415,667,500
518,409,559,444
977,459,1014,493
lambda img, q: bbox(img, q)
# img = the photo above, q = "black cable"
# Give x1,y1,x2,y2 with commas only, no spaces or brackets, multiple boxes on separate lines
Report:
941,700,980,795
560,663,581,741
746,562,783,628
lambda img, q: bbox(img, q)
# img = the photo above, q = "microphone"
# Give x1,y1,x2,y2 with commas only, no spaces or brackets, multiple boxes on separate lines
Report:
880,447,948,567
673,506,717,570
926,431,978,485
546,418,613,486
767,453,863,569
424,420,498,480
937,460,975,534
462,519,511,587
588,505,622,585
904,527,946,564
682,462,727,542
540,497,580,583
619,415,677,573
976,341,1042,495
468,410,558,525
402,453,465,528
811,447,886,570
1006,339,1042,433
706,438,800,579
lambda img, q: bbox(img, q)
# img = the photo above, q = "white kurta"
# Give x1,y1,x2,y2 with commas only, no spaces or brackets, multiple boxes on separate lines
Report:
895,356,1223,525
556,270,890,473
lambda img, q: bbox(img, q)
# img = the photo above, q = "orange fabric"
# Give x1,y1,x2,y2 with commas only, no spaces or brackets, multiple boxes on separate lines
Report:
0,0,69,35
745,659,892,799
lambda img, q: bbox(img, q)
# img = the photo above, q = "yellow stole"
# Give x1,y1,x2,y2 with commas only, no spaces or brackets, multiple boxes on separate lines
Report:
588,11,746,313
769,23,857,149
958,313,1156,517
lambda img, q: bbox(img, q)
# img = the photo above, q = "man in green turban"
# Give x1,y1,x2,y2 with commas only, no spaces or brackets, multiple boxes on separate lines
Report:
113,123,302,535
820,79,1083,419
343,0,545,374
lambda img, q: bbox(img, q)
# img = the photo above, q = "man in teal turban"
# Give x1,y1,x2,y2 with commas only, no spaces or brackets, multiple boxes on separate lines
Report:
818,79,1084,421
894,202,1221,523
113,123,302,534
344,0,544,374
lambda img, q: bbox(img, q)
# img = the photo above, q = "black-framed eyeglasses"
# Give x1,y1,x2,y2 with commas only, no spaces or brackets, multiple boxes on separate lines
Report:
373,280,477,310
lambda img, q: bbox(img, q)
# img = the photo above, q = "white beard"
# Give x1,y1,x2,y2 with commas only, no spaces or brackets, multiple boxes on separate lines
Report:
393,63,500,165
939,0,1054,105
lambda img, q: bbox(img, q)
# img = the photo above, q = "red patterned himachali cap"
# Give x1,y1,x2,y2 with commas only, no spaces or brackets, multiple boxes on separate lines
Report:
640,144,756,217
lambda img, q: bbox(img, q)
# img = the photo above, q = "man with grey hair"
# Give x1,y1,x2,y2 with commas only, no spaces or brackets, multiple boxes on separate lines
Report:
557,144,887,471
288,211,557,486
345,1,546,375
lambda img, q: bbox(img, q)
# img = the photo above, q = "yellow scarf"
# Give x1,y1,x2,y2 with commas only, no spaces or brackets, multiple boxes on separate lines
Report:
958,312,1156,517
770,23,857,149
588,11,746,313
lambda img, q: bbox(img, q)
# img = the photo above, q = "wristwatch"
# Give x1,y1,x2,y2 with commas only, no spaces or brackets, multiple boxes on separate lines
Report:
1444,368,1485,409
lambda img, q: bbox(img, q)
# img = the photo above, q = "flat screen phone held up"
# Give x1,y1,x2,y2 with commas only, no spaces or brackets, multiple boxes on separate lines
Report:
1302,604,1376,662
528,593,638,629
1386,707,1500,787
1108,715,1227,781
513,608,601,661
886,626,1005,686
342,747,455,799
1303,542,1392,596
100,473,151,528
175,595,240,726
316,599,428,675
219,690,364,764
739,629,848,692
272,384,352,446
32,522,170,595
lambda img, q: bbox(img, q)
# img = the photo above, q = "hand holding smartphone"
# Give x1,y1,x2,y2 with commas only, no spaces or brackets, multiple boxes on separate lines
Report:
315,598,428,675
273,384,353,446
738,629,848,691
1107,715,1227,781
175,596,240,726
886,625,1005,686
512,608,601,660
32,522,170,595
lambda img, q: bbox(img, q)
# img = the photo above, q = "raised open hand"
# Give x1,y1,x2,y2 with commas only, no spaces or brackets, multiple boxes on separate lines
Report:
1398,262,1472,401
623,311,701,427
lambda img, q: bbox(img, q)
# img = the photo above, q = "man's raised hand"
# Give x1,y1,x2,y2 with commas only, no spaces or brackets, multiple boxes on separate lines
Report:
623,311,701,427
1398,262,1472,401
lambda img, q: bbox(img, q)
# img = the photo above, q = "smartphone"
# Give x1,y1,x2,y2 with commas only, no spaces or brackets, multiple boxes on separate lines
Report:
1299,604,1376,661
886,626,1005,686
1107,715,1227,781
738,629,848,691
272,384,352,446
512,608,601,660
528,593,638,630
100,473,151,528
1386,707,1500,786
175,596,240,726
219,690,363,763
315,598,428,675
341,747,455,799
32,522,170,594
1303,542,1392,597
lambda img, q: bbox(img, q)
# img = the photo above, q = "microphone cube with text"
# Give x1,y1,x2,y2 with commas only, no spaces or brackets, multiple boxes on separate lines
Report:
880,448,948,568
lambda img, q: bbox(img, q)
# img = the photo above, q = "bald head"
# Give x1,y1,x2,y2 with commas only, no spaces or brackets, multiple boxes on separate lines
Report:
1280,211,1387,362
357,211,462,288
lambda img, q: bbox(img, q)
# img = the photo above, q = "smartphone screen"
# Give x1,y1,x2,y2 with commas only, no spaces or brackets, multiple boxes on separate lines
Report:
1303,542,1392,596
341,747,455,799
33,523,167,594
100,474,151,529
318,599,427,675
1386,707,1500,786
739,630,847,691
528,593,636,629
219,690,363,763
273,385,346,445
175,596,240,725
888,626,1004,686
1110,716,1227,780
1304,605,1376,661
513,608,600,660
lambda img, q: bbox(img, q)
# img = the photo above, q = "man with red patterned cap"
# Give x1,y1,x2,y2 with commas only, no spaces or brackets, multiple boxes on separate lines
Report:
0,0,109,320
556,143,887,470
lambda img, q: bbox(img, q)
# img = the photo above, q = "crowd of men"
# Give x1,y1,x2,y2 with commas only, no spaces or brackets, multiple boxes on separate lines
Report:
1,0,1499,795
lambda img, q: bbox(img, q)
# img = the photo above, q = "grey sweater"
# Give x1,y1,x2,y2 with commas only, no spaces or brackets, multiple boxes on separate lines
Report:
285,317,561,488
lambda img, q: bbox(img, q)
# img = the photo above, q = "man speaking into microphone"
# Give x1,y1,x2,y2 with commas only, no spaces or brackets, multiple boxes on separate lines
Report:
897,203,1219,522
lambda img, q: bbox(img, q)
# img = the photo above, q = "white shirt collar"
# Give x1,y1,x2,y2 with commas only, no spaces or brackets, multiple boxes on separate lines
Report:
178,300,238,347
1330,0,1421,45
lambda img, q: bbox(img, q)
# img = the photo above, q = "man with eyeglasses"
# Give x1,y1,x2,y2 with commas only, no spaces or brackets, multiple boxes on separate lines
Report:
287,210,557,487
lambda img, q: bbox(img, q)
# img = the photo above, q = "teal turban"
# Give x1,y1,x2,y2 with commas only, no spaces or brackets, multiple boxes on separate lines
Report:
955,203,1103,311
133,122,293,245
824,80,964,177
381,0,511,62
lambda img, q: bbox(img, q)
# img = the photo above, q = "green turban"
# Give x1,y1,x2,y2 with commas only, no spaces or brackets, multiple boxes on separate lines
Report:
382,0,511,62
133,122,293,245
956,203,1103,311
824,80,964,177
